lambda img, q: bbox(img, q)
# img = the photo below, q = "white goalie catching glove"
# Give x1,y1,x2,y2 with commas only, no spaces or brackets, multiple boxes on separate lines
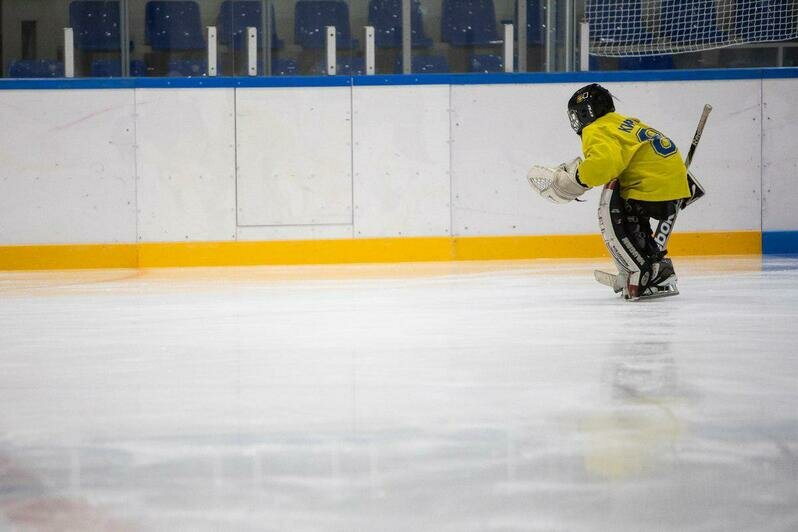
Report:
527,157,589,204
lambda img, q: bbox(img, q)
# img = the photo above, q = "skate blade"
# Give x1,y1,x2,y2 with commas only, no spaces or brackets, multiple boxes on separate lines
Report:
635,285,680,301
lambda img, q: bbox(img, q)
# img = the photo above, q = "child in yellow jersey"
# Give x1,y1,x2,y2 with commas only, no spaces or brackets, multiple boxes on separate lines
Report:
529,83,693,300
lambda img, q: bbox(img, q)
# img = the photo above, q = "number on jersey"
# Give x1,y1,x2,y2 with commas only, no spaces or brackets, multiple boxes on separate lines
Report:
636,127,677,157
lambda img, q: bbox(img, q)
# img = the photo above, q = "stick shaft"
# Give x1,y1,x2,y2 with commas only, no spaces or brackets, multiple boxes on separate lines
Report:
684,104,712,169
653,104,712,251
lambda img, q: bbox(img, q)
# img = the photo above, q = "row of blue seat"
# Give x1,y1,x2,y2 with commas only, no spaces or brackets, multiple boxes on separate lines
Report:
70,0,545,53
8,51,682,78
588,0,796,46
7,58,292,78
8,53,508,78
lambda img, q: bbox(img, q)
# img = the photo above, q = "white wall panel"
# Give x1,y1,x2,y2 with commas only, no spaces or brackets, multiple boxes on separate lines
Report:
237,224,353,241
352,86,451,237
236,87,352,226
135,89,236,242
762,79,798,232
0,90,136,244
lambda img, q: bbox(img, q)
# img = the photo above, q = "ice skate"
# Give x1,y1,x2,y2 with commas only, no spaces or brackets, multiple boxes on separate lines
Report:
625,259,679,301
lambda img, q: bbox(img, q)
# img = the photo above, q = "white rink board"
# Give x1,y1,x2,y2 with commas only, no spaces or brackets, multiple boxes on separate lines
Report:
0,90,137,244
135,89,237,242
353,86,451,237
451,80,762,236
762,79,798,232
235,87,353,227
0,76,794,249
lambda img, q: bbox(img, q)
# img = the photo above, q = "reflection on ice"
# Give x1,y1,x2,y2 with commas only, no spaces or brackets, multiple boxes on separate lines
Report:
583,341,687,480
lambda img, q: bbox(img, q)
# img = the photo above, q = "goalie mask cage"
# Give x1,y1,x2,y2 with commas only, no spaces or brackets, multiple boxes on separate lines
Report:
585,0,798,57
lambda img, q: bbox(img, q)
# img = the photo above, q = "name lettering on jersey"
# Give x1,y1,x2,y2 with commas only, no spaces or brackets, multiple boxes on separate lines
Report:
618,118,637,133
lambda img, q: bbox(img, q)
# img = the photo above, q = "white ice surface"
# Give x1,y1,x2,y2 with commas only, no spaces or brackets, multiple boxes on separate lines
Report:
1,257,797,531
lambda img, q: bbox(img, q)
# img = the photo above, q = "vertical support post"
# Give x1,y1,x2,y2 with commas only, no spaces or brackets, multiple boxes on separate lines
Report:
64,28,75,78
564,0,574,71
247,26,257,75
545,0,555,72
326,26,336,75
503,24,514,73
120,0,130,76
263,0,273,76
401,0,411,74
365,26,375,75
517,0,527,72
580,21,590,71
207,26,217,76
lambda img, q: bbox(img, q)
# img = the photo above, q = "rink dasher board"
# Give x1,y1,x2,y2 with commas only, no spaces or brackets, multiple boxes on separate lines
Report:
0,68,795,269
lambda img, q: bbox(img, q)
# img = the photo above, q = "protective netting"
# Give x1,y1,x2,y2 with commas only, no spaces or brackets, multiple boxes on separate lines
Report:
586,0,798,57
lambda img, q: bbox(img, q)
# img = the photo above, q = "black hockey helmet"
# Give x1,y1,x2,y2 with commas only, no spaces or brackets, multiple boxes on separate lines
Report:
567,83,615,134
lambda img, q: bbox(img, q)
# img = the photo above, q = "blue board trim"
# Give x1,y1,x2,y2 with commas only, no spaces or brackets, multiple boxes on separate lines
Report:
763,231,798,255
1,67,797,90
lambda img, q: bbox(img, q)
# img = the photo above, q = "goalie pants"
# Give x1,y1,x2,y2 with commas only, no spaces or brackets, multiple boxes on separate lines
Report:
598,180,680,290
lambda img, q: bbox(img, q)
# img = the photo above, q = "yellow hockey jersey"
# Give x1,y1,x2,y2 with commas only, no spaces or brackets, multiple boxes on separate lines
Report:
577,112,690,202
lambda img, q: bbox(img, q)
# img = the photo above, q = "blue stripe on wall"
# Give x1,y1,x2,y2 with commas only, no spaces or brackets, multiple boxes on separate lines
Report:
1,67,797,90
763,231,798,255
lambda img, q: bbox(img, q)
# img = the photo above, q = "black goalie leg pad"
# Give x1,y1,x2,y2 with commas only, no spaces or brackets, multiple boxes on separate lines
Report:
598,182,674,299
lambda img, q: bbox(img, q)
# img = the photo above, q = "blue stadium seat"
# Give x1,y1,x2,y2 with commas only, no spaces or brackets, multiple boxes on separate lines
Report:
395,54,449,73
368,0,433,48
272,58,299,75
294,1,358,49
660,0,727,44
736,0,796,41
469,53,503,72
441,0,499,46
146,1,206,50
90,59,148,76
315,56,366,74
217,1,284,50
69,1,121,51
167,59,207,76
618,54,674,70
9,60,64,78
586,0,653,47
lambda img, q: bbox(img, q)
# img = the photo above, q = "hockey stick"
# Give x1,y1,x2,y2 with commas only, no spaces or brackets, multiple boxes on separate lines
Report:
681,104,711,208
595,104,712,292
685,104,712,170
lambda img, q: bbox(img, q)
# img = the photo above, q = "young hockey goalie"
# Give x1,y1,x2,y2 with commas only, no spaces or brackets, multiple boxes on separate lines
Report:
528,83,704,301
